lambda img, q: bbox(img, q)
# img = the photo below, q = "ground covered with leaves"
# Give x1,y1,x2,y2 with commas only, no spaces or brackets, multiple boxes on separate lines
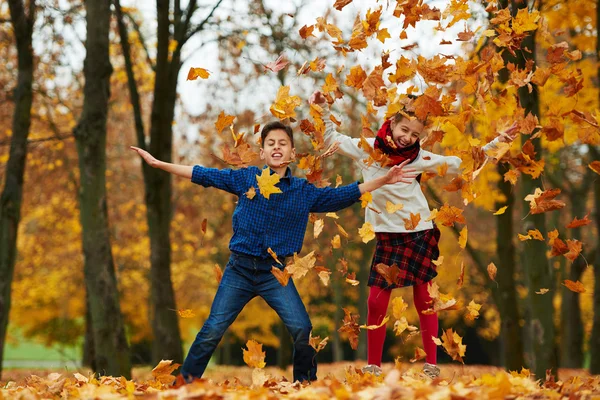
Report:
2,362,599,399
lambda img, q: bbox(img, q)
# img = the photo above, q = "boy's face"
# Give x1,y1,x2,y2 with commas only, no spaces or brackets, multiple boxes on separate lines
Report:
390,116,425,148
260,129,295,168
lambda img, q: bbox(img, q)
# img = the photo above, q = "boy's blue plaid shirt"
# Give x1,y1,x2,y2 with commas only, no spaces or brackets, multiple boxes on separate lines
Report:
192,165,361,260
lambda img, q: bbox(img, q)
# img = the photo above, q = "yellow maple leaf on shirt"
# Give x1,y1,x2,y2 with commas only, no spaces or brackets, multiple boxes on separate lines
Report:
256,169,282,199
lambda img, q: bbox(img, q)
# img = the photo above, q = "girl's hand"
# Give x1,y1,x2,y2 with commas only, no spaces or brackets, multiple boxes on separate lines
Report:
309,90,326,105
131,146,160,168
498,122,519,143
385,159,418,184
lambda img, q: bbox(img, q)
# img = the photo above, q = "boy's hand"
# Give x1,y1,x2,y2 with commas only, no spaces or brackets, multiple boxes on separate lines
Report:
309,90,326,105
498,122,519,143
131,146,160,168
385,159,418,184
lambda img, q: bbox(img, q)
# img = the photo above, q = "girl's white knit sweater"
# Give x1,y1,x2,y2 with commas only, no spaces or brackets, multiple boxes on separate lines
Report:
322,112,500,233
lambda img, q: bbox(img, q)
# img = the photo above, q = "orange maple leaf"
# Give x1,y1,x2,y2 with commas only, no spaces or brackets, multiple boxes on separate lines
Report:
214,111,235,133
186,67,210,80
563,279,586,293
566,214,591,229
403,212,421,230
242,340,266,369
338,308,360,350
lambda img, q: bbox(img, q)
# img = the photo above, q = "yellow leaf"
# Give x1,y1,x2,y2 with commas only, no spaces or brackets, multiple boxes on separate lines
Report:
286,251,316,280
326,212,339,219
177,309,196,318
487,262,497,282
332,234,341,248
267,247,282,265
309,332,329,352
314,219,324,238
493,206,508,215
425,208,438,222
518,233,532,241
335,175,343,187
245,187,256,199
215,111,235,133
335,222,349,238
360,315,390,330
458,226,468,249
360,191,373,208
410,347,427,363
527,229,544,241
186,67,210,80
392,296,408,319
465,300,482,321
256,168,282,199
403,212,421,230
386,201,404,214
358,222,375,243
434,328,467,363
214,264,223,284
432,256,444,266
536,288,550,295
152,360,182,384
270,85,302,120
243,340,266,369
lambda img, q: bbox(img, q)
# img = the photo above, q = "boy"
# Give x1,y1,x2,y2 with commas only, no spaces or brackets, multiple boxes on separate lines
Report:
131,120,417,382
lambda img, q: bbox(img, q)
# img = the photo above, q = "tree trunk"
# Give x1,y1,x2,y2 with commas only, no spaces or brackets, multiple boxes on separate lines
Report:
589,145,600,373
516,12,558,377
494,163,526,370
73,0,131,377
560,192,586,368
82,289,96,370
0,0,35,379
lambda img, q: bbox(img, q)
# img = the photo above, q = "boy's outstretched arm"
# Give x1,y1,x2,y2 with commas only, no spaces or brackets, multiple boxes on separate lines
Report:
131,146,193,179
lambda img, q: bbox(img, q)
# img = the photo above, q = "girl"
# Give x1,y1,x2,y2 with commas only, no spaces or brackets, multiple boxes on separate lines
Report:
309,91,512,378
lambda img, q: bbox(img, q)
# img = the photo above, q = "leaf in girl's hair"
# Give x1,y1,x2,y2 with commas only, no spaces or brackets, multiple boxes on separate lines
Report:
386,201,404,213
358,222,375,243
487,262,497,282
286,251,316,280
458,226,468,249
315,266,331,286
434,328,467,363
360,315,390,330
338,308,360,350
214,111,235,133
566,213,591,229
331,234,341,249
243,340,266,369
360,191,373,208
214,264,223,284
309,332,329,352
177,309,196,318
264,54,289,73
403,212,421,230
375,263,401,286
465,300,481,321
391,296,408,318
410,347,427,363
345,272,360,286
563,279,586,293
314,219,324,238
256,169,282,200
564,240,583,262
186,67,210,80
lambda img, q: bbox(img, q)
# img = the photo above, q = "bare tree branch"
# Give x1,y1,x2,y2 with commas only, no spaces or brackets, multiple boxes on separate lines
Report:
123,10,156,71
183,0,224,43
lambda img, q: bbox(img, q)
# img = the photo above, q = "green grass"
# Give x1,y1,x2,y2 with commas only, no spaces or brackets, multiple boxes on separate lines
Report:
3,331,81,369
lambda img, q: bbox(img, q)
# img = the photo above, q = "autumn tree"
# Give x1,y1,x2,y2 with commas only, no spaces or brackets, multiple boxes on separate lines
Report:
0,0,35,379
73,0,130,377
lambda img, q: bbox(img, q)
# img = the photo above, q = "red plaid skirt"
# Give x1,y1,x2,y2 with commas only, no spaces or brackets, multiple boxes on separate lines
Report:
367,226,441,289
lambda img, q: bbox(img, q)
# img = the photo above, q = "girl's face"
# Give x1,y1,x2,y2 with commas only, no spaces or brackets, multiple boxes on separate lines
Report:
390,116,425,148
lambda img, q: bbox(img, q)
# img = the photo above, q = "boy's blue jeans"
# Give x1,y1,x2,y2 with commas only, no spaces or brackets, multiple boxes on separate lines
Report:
181,252,317,382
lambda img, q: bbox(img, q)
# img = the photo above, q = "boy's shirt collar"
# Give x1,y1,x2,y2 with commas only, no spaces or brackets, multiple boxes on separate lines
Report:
263,164,292,180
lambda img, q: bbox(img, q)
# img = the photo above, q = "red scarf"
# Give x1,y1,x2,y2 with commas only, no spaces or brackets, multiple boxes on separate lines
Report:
373,119,420,166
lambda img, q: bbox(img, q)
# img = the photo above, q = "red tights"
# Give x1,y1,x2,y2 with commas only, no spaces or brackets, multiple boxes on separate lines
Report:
366,283,438,366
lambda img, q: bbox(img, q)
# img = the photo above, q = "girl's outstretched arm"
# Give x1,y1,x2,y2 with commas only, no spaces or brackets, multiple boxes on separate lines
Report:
130,146,193,179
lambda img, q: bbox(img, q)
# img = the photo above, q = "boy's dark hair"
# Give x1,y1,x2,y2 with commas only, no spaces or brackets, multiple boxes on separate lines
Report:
260,121,294,148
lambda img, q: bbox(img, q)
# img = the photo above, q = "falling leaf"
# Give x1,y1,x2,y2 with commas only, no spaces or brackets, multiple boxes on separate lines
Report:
215,111,235,133
152,360,182,384
177,309,196,318
245,187,256,199
214,264,223,284
335,222,349,238
375,263,400,286
566,214,591,229
345,65,367,89
264,54,289,73
201,218,207,236
336,175,343,187
564,239,583,262
315,266,332,286
487,262,497,282
392,296,408,319
256,168,282,199
536,288,550,295
267,247,283,265
458,226,468,249
333,0,352,11
432,256,444,267
358,222,375,243
527,229,544,241
563,279,586,293
410,347,427,363
326,212,339,219
314,219,324,238
457,261,465,288
360,315,390,330
434,328,467,363
242,340,266,369
493,206,508,215
360,191,373,208
423,282,459,314
299,25,315,39
338,308,360,350
309,332,329,352
386,201,404,214
524,188,565,215
435,205,466,226
271,266,291,286
346,272,360,286
270,85,302,120
186,67,210,80
465,300,482,321
332,234,341,248
518,233,532,241
286,251,316,280
403,212,421,230
589,161,600,175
